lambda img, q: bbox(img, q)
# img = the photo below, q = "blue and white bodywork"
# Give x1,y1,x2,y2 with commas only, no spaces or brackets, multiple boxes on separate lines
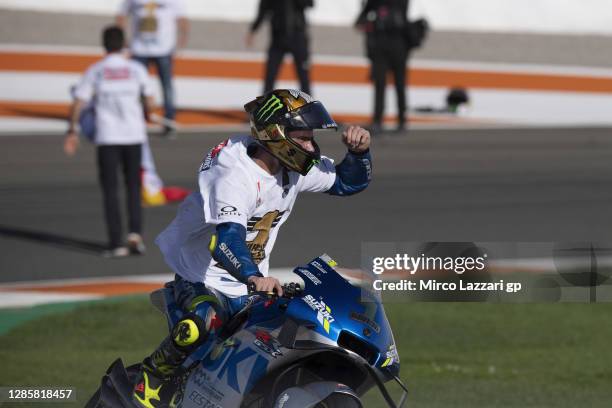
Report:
87,255,407,408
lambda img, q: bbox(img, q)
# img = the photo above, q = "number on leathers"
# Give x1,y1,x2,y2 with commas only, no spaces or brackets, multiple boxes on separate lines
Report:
247,210,279,264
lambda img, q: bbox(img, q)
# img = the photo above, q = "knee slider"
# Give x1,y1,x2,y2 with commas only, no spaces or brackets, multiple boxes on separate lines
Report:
171,308,225,351
171,315,205,350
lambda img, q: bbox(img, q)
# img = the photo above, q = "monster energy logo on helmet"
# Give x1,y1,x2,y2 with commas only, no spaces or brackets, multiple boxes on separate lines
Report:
245,89,338,176
256,95,284,123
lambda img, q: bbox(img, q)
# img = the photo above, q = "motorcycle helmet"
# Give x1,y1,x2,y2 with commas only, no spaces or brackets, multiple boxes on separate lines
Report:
244,89,338,175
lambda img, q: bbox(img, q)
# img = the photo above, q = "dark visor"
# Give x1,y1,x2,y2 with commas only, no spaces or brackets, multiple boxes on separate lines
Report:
285,101,338,130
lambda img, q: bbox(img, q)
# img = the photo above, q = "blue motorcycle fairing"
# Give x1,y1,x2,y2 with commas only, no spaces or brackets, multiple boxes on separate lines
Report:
182,297,294,400
287,255,399,375
224,254,400,377
88,255,405,408
159,255,400,407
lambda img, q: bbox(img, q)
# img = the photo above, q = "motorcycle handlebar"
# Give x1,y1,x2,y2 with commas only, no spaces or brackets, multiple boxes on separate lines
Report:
247,281,303,299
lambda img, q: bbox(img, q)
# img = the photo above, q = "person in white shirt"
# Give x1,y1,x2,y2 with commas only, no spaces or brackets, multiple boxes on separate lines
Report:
117,0,189,137
64,26,155,257
75,89,190,207
129,89,372,406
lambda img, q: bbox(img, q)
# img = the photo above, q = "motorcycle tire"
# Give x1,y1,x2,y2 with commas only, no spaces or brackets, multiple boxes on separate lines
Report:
243,386,361,408
242,365,362,408
309,392,362,408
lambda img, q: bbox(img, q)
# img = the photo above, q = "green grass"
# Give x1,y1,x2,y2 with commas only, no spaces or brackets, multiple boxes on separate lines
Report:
365,302,612,407
0,297,166,407
1,299,611,407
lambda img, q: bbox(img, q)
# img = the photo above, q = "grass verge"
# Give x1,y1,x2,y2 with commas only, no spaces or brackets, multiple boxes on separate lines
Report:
0,298,610,407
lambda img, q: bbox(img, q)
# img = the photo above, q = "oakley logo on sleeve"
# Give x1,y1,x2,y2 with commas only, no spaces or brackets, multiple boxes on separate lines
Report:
218,205,241,217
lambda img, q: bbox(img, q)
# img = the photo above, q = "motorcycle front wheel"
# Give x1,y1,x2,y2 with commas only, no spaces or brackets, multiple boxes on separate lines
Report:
241,365,362,408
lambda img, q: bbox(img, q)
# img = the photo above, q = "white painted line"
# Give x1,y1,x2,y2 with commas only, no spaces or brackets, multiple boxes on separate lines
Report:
4,71,612,126
0,118,67,133
0,269,297,308
0,269,297,288
0,273,173,289
0,291,103,308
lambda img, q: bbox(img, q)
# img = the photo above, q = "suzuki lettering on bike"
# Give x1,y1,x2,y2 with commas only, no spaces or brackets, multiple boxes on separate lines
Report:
303,295,335,333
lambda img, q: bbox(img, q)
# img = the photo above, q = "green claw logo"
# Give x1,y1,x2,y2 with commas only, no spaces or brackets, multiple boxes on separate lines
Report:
256,95,283,123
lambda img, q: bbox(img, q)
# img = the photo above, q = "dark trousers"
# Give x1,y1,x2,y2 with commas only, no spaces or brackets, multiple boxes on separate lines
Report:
133,55,176,121
370,34,409,126
97,144,142,248
264,32,311,94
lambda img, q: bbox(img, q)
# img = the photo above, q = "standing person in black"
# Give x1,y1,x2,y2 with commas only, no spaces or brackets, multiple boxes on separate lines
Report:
356,0,410,133
245,0,314,94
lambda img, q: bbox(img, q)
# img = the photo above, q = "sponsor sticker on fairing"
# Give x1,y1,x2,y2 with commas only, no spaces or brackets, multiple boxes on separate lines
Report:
310,261,328,275
303,295,335,333
253,329,283,358
298,268,322,285
381,344,400,367
320,254,338,267
350,311,381,333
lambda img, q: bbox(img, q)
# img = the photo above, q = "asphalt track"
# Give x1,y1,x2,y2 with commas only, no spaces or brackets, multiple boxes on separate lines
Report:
2,126,612,283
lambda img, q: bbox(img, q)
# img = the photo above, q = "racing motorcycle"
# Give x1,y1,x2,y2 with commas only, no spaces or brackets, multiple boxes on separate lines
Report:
85,254,408,407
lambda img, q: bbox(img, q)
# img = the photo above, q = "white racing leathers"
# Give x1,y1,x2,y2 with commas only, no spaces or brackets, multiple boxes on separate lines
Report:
156,135,336,297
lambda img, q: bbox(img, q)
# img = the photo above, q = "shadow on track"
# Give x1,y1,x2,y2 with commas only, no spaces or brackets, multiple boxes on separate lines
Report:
0,225,107,255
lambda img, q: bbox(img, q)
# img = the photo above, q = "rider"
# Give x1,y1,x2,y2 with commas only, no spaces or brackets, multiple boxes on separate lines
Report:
133,89,372,407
